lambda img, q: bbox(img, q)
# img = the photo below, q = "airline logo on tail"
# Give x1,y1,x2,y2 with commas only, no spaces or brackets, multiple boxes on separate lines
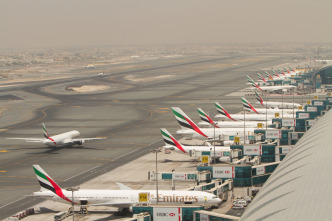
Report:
214,102,236,121
33,165,73,203
278,68,285,76
42,123,56,145
171,107,208,138
272,70,280,78
160,129,186,153
257,73,267,83
241,97,259,114
246,76,262,91
255,92,264,106
284,67,290,74
265,71,273,80
197,108,219,128
289,66,295,72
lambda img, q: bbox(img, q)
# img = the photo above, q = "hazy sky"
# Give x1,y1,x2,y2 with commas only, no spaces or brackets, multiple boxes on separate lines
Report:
1,0,331,49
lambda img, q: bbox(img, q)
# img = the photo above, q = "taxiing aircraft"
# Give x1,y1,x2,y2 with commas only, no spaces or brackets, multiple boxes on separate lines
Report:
246,76,296,93
7,123,105,147
214,102,294,121
255,92,301,109
32,165,221,210
171,107,255,139
160,128,231,162
197,108,271,128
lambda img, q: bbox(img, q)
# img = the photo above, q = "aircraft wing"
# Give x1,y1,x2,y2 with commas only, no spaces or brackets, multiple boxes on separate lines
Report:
81,202,132,207
6,138,45,143
70,137,106,142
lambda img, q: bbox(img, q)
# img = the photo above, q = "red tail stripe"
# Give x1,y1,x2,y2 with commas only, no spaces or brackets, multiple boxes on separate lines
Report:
183,116,208,137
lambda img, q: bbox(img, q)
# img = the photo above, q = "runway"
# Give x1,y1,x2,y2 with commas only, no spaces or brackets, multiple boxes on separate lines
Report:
0,55,290,219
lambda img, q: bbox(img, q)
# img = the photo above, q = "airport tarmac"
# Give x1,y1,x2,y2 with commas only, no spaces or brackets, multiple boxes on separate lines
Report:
0,54,298,219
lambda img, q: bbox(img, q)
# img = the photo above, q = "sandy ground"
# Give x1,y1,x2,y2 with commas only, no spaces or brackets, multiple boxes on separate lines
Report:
67,85,111,93
124,74,174,82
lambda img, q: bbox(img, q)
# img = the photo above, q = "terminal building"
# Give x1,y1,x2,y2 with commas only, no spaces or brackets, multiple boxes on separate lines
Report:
240,108,332,221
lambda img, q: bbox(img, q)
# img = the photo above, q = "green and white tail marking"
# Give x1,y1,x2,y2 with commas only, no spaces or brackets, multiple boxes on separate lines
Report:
160,129,186,153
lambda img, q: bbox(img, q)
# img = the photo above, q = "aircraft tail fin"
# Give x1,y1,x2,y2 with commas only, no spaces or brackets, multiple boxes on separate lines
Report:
197,108,219,128
272,70,280,78
265,71,273,80
257,73,267,83
171,107,208,138
32,165,73,203
278,68,285,76
214,102,236,121
246,75,262,91
241,97,259,114
289,66,295,72
255,92,264,106
160,128,187,153
42,123,49,139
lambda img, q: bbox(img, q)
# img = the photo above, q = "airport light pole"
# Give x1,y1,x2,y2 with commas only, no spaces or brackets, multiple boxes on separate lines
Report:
243,107,246,144
65,186,80,221
265,93,268,130
152,149,159,204
293,88,295,119
213,123,216,164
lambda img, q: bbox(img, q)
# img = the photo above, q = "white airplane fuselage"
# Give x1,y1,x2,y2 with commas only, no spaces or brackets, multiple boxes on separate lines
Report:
255,101,301,109
198,120,272,128
33,189,221,208
176,127,256,139
44,130,80,147
247,108,300,115
215,113,295,121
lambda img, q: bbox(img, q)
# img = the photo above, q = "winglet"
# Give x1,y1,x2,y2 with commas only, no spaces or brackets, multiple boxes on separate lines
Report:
160,128,187,153
116,182,133,190
171,107,208,138
214,102,236,121
241,97,259,114
197,108,219,128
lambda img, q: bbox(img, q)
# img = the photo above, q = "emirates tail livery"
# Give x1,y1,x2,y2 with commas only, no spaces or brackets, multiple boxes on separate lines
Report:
197,108,271,128
171,107,255,139
257,73,267,83
255,92,301,109
160,128,231,162
246,75,295,93
214,102,294,121
7,123,105,147
241,97,300,115
32,165,221,209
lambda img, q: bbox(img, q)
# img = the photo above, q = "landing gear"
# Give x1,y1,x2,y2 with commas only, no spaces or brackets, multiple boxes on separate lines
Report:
79,206,88,214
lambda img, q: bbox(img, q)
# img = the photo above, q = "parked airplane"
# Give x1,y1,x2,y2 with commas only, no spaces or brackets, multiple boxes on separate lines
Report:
160,128,231,162
32,165,221,210
246,76,296,93
197,108,271,128
7,123,105,147
171,107,255,139
242,97,300,115
214,102,294,121
255,92,301,109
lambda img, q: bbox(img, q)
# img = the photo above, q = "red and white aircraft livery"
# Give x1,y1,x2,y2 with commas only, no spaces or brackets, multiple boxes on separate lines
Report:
32,165,221,209
7,123,105,147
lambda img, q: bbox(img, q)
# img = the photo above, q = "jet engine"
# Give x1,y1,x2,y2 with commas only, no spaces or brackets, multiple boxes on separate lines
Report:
74,140,84,145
